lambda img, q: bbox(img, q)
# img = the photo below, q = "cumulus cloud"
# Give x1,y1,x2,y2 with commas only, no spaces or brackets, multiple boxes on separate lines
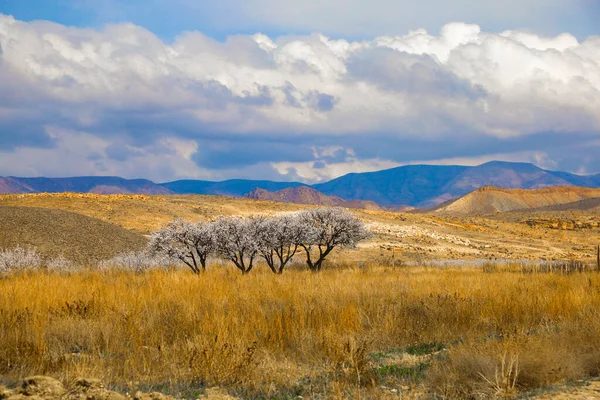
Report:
0,14,599,181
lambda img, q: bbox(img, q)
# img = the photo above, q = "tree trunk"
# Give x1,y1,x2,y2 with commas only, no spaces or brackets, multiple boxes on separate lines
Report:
231,257,247,274
262,252,278,274
275,244,298,275
245,256,255,274
302,245,317,271
181,255,200,274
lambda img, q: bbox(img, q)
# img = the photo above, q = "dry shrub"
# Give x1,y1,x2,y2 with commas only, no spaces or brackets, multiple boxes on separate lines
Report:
97,252,173,273
46,255,78,273
183,335,258,386
427,320,600,399
427,345,521,399
320,335,377,388
0,247,42,275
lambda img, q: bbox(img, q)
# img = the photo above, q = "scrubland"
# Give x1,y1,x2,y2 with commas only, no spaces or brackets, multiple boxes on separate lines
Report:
2,266,600,399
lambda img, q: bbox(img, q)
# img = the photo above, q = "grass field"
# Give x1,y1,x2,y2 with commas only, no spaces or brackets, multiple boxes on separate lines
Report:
2,267,600,399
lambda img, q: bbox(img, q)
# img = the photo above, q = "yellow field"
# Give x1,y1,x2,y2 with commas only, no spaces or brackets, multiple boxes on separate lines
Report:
2,267,600,399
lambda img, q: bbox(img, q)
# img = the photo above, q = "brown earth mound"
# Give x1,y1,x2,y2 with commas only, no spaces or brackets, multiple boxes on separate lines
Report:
0,206,146,263
244,186,381,210
432,186,600,216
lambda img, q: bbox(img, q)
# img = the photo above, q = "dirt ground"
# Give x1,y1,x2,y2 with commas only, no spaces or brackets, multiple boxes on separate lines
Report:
4,375,600,399
526,379,600,399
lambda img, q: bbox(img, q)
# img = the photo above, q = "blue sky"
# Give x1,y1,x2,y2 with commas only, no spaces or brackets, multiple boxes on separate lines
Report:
3,0,600,41
0,1,599,182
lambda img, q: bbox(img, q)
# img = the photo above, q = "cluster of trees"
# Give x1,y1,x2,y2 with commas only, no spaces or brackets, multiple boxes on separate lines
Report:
148,208,371,274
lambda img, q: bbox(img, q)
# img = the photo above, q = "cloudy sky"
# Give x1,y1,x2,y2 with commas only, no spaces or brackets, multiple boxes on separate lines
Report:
0,0,599,183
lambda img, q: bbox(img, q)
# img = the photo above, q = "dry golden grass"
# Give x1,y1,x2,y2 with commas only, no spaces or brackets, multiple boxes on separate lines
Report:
1,266,600,399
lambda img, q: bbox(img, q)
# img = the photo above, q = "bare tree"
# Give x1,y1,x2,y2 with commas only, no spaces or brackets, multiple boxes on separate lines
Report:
257,214,304,274
298,208,371,272
148,219,215,274
213,216,264,274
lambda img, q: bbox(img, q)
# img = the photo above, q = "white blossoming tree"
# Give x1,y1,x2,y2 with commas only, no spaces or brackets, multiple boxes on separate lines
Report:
213,216,265,275
256,214,304,274
148,219,215,274
297,208,371,272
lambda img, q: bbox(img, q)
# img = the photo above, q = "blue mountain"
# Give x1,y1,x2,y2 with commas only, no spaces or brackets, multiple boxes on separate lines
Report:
2,161,600,207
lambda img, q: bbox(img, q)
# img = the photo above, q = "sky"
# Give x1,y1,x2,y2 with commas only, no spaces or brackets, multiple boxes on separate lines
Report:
0,0,599,183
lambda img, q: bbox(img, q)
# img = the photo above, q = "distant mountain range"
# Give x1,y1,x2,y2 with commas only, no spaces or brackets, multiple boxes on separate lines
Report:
2,161,600,208
0,176,170,195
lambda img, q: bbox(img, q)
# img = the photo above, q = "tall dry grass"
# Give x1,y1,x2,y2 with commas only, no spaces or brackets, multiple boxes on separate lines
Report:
1,267,600,398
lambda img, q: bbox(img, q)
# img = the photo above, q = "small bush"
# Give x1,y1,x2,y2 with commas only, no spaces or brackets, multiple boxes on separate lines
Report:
97,251,173,273
46,255,78,273
0,246,42,275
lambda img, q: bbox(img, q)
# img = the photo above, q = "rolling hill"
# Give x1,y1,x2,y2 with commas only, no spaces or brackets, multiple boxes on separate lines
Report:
244,186,381,209
431,186,600,215
0,206,146,262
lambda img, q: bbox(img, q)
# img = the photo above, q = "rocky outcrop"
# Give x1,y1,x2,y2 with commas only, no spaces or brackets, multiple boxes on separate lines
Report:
525,218,600,230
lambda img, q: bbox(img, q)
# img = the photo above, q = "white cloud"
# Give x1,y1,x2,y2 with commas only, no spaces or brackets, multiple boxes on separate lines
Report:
272,158,401,183
0,127,209,181
0,14,600,180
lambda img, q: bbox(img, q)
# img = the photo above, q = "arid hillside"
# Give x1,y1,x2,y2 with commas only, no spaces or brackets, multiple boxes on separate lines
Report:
0,205,146,263
432,186,600,215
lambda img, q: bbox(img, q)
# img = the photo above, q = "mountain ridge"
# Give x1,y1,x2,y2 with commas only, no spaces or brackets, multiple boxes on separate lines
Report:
0,176,170,195
3,161,600,208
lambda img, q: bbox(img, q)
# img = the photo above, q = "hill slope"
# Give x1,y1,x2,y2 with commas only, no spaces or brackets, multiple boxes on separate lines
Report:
0,206,146,262
244,186,381,209
432,186,600,215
